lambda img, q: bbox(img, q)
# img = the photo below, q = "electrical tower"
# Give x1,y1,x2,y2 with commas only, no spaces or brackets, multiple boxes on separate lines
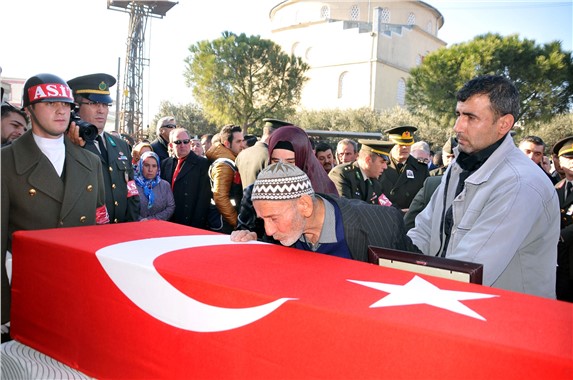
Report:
107,0,177,138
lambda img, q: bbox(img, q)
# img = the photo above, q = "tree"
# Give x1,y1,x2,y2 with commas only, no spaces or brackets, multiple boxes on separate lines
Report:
406,33,573,128
184,31,309,134
148,101,217,141
518,113,573,151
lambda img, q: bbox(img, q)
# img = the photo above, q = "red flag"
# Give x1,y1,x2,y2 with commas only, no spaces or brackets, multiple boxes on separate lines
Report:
10,221,573,379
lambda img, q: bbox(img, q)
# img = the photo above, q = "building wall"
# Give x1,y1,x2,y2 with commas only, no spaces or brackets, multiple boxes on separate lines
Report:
269,0,446,111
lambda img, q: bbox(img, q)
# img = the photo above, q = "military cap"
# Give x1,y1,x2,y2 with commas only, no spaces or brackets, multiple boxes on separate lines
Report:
67,73,116,104
358,139,395,161
442,137,458,155
384,126,417,146
552,136,573,157
263,118,292,129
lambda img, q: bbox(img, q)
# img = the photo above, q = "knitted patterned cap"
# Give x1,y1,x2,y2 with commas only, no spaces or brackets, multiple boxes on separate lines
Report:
252,162,315,201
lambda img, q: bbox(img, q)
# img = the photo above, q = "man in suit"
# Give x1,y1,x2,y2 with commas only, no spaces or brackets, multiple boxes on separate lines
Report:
329,139,395,205
151,116,177,161
553,136,573,301
1,73,107,341
231,162,416,262
160,127,211,229
67,73,140,223
379,126,429,212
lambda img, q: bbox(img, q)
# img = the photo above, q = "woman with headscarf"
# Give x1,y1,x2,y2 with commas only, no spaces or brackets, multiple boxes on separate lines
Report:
132,141,153,174
232,125,337,242
267,125,338,195
135,151,175,221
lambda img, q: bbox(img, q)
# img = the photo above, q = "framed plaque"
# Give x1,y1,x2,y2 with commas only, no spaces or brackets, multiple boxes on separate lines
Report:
368,246,483,284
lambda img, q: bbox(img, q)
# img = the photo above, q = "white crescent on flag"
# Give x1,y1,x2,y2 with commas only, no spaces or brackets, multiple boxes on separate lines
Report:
96,235,296,332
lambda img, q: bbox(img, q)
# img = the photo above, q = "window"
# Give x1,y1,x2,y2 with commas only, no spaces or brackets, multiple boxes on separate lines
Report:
320,5,330,19
291,42,299,56
381,8,390,23
407,12,415,26
397,78,406,106
350,5,360,21
426,20,433,34
338,72,348,99
305,47,313,61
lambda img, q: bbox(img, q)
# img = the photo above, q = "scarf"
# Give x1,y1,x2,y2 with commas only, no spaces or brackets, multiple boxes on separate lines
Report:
134,151,162,209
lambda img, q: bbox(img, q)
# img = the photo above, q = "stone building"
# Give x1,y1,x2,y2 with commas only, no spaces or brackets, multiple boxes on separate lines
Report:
269,0,445,111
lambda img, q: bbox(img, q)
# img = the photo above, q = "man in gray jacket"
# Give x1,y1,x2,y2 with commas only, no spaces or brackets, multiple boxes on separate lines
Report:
408,75,560,298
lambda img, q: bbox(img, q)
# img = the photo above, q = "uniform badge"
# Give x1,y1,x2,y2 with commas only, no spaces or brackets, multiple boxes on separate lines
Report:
378,193,393,207
126,180,139,197
406,169,414,179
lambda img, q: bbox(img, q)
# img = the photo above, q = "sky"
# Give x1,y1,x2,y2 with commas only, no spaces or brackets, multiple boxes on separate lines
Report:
2,0,572,129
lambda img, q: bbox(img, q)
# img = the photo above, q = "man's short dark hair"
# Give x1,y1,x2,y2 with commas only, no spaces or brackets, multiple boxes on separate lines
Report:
1,103,29,124
456,75,520,123
520,135,545,148
219,124,242,145
315,142,332,154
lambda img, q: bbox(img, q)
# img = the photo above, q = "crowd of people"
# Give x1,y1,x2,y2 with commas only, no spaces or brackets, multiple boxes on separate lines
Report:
1,72,572,345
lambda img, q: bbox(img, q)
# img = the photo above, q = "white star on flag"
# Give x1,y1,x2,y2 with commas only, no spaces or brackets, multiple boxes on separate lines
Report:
348,275,498,321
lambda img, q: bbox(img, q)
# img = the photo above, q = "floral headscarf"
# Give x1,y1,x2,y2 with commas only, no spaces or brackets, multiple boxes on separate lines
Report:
134,151,162,209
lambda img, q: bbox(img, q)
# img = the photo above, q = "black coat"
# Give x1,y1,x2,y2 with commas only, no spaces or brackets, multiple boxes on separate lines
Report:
151,137,170,162
161,153,211,229
556,179,573,301
379,155,429,210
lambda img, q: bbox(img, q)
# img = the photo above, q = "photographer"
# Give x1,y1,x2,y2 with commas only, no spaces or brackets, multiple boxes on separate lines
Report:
1,73,108,341
67,73,140,223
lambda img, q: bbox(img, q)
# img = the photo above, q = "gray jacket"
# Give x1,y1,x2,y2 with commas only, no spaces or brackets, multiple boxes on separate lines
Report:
408,134,560,298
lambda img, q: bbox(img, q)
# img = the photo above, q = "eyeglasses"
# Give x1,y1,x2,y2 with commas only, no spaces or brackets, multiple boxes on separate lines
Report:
173,139,191,145
80,101,112,108
162,124,177,129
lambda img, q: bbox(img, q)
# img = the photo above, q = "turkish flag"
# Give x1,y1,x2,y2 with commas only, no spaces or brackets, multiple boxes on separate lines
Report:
10,221,573,379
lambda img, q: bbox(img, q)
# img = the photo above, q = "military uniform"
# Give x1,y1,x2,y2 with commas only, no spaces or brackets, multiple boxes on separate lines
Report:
1,72,108,331
328,139,395,205
329,162,383,203
68,73,140,223
379,126,429,210
553,137,573,302
84,132,139,222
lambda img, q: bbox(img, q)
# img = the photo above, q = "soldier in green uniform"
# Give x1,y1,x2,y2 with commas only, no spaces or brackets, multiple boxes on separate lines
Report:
329,139,395,205
379,126,429,212
2,73,107,341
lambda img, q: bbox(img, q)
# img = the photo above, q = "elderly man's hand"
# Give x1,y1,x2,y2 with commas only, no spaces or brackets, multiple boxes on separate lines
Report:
230,230,257,242
66,122,86,147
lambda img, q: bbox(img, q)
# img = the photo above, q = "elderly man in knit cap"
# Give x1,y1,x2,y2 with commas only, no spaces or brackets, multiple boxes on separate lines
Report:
231,162,416,261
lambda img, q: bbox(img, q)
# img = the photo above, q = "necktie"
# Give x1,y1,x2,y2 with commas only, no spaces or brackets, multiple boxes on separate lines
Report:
566,181,573,199
96,135,108,162
171,158,185,190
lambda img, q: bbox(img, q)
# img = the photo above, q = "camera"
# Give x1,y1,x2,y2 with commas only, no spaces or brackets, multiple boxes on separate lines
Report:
69,110,98,141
